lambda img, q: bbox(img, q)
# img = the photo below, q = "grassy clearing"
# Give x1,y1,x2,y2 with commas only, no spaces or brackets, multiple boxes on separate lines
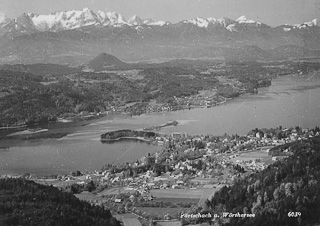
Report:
198,188,218,206
122,218,143,226
75,191,102,201
151,188,221,206
150,189,203,199
156,221,182,226
114,213,139,220
136,207,189,219
155,198,199,204
136,207,188,216
231,150,271,163
98,187,136,196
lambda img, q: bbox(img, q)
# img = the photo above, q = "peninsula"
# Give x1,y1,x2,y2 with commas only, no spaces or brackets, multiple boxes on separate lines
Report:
100,129,158,142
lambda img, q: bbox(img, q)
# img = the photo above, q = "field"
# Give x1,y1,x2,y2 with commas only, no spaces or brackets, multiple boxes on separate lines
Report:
198,188,219,206
190,178,218,184
76,187,136,201
150,188,220,206
150,189,203,199
156,221,182,226
122,218,143,226
114,213,138,220
230,149,272,163
155,198,199,204
98,187,136,196
75,191,103,201
136,207,189,218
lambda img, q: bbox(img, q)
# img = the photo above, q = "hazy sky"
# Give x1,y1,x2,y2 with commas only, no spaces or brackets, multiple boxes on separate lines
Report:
1,0,319,26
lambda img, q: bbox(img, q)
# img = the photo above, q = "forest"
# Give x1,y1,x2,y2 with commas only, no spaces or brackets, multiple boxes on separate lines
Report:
101,129,157,140
0,178,120,226
0,69,145,127
201,136,320,226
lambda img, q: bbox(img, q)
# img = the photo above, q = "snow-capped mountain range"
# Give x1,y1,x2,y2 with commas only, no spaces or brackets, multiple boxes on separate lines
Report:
0,8,171,33
0,8,319,65
0,8,317,34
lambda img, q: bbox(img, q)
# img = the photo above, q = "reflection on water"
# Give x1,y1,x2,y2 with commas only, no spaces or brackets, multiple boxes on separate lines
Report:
1,74,320,175
290,84,320,92
0,139,161,175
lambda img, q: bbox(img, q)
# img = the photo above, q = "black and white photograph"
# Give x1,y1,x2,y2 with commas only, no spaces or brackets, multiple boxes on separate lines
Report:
0,0,320,225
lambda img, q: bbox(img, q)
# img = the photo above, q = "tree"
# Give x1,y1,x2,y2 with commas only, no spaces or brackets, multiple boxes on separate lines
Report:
254,179,261,192
285,183,293,197
273,187,280,201
264,191,270,203
70,184,81,194
84,181,96,192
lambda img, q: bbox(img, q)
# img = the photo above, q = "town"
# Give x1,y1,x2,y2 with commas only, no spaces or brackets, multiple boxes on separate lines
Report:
4,125,319,226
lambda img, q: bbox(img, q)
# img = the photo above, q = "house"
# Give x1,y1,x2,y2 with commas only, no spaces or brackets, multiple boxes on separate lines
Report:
112,176,120,183
147,182,155,188
161,183,169,189
176,180,184,185
129,195,136,202
171,132,187,139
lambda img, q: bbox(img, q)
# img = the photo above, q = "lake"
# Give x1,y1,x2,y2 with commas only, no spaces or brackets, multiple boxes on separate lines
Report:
1,72,320,175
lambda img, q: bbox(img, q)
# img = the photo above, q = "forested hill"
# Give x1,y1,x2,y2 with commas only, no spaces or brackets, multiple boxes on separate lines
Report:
205,137,320,226
0,178,120,226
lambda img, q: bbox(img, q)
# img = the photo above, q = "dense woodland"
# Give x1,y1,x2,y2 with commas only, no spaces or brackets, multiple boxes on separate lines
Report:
0,69,145,126
201,136,320,226
101,129,157,140
0,178,120,226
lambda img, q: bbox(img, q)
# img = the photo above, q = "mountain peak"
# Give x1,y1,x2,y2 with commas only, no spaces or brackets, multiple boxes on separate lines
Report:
0,14,10,24
304,19,317,26
105,12,127,24
128,14,143,25
236,15,259,24
236,15,247,22
294,19,318,29
88,53,128,70
184,17,209,28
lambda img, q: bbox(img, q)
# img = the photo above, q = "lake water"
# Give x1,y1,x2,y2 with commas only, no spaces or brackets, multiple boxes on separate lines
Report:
1,72,320,175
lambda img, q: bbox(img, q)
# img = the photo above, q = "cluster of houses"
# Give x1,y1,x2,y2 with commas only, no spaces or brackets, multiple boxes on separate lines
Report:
16,126,318,218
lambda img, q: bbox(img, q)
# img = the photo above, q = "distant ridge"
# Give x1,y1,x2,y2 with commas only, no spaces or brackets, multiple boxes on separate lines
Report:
88,53,128,70
0,8,319,65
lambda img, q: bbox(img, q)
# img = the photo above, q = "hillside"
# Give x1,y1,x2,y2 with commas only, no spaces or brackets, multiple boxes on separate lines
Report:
88,53,129,70
203,136,320,226
0,68,147,127
0,178,120,226
2,60,318,128
0,64,80,76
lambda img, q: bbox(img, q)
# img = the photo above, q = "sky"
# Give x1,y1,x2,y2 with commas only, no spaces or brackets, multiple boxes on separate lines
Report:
0,0,319,26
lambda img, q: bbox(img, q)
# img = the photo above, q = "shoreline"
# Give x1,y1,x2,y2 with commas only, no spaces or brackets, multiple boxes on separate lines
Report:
100,136,152,143
2,74,307,176
0,79,264,137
